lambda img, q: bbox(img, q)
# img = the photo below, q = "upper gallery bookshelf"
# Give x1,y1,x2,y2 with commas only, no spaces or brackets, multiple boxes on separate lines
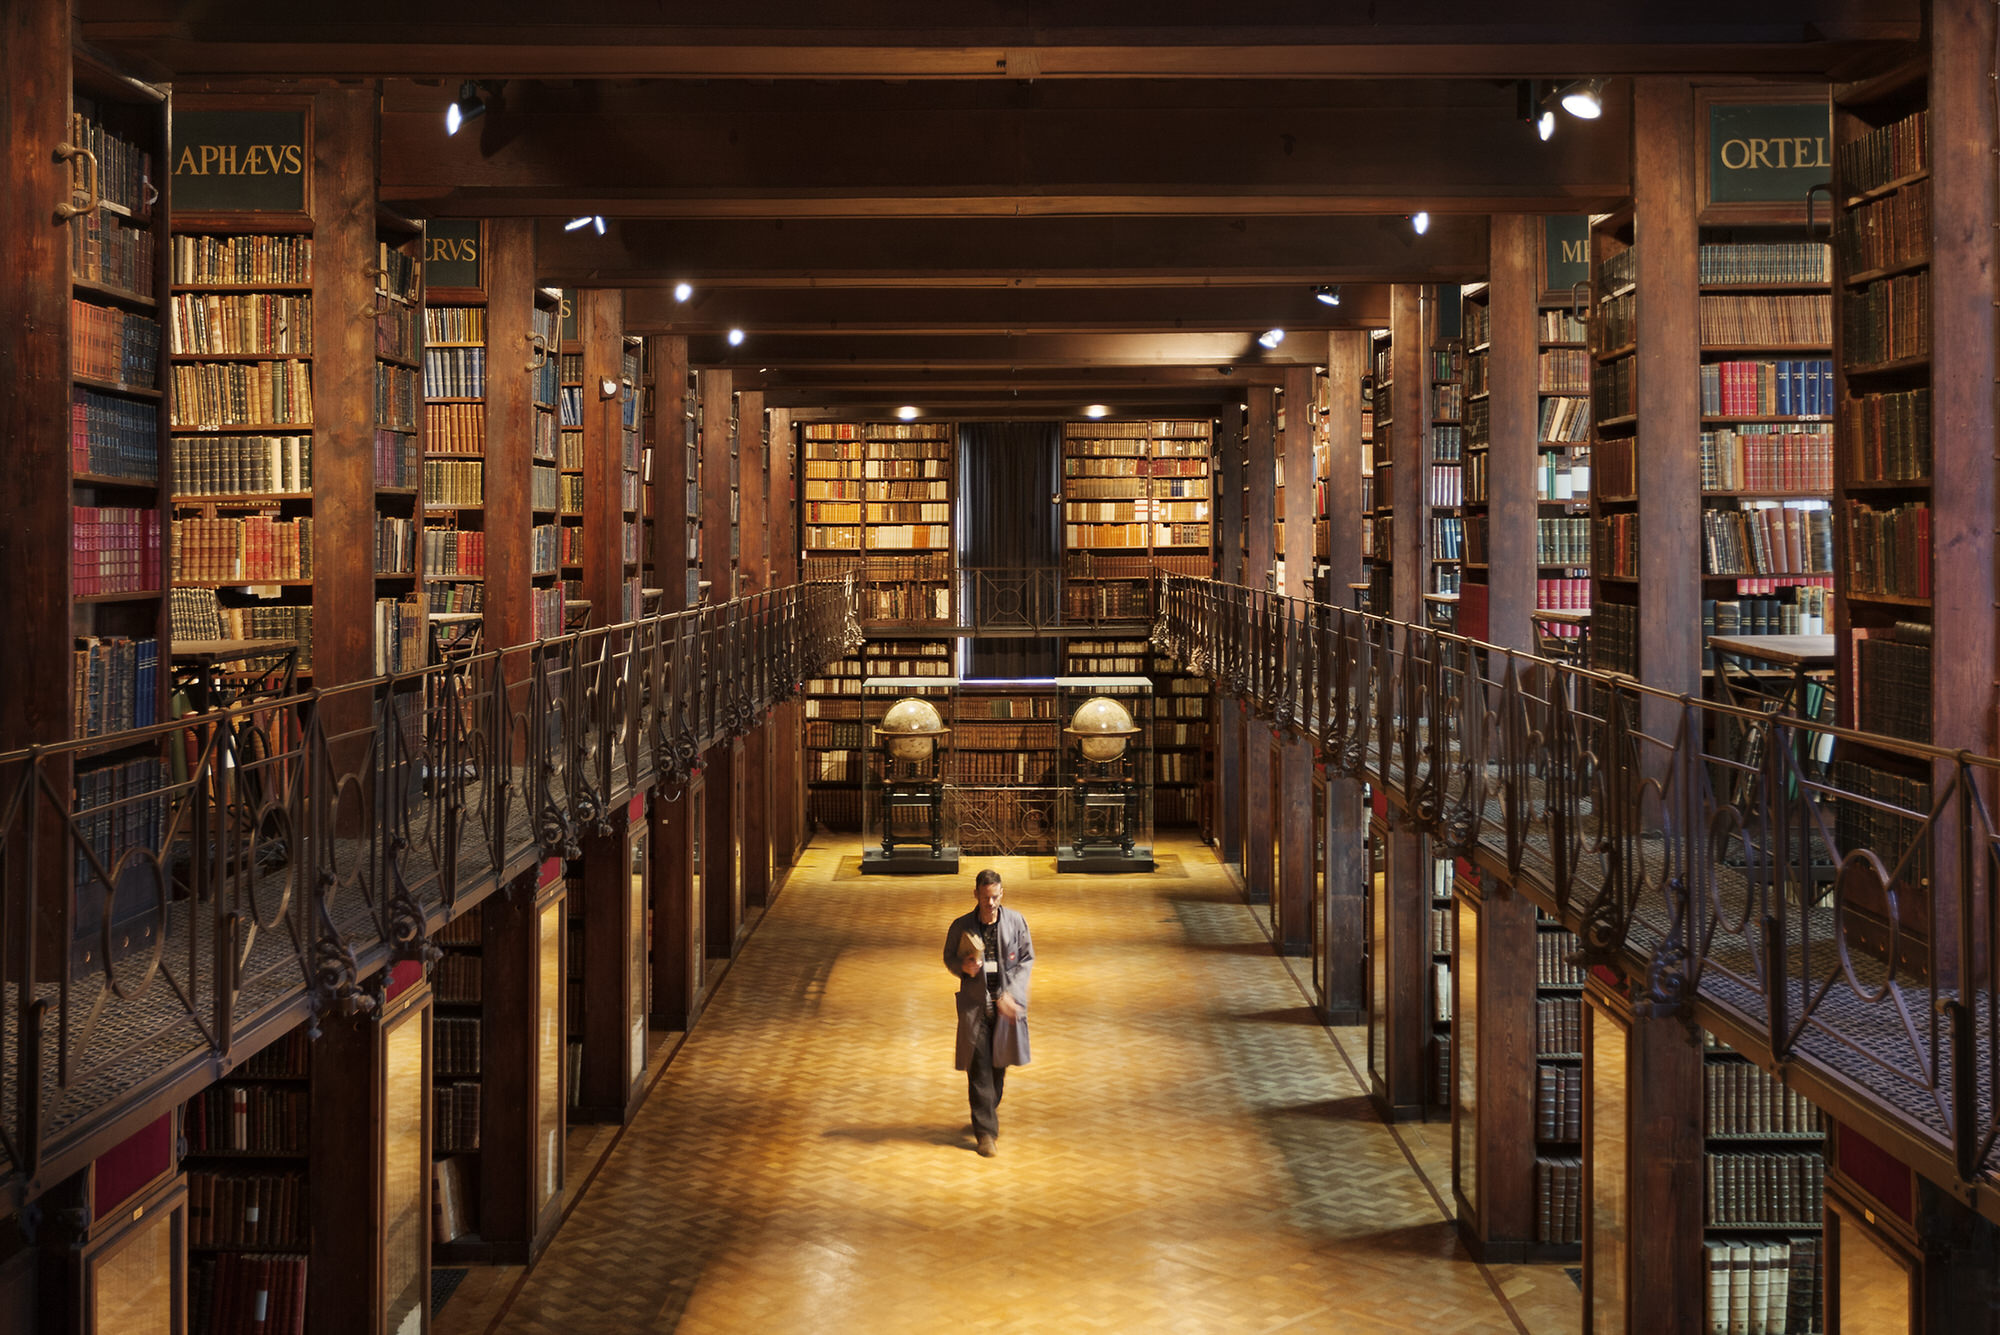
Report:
799,420,955,624
1368,330,1395,612
1587,207,1641,679
1061,418,1212,624
375,211,426,678
620,336,643,621
557,305,586,625
1428,312,1466,608
529,288,563,638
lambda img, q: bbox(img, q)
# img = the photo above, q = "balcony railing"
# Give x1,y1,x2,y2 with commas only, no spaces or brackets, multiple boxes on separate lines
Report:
808,558,1185,633
1154,573,2000,1196
0,579,859,1197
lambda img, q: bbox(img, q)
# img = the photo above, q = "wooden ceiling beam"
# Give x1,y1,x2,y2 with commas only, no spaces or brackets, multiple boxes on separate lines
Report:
535,215,1488,286
741,365,1288,390
682,330,1326,368
378,78,1629,219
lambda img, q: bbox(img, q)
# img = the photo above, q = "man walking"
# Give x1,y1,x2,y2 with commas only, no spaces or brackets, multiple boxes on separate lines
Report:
943,868,1032,1157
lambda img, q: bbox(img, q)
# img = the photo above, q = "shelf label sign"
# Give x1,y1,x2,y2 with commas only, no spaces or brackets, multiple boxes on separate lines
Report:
172,109,308,212
1708,102,1832,205
1542,215,1590,295
559,288,579,342
426,220,483,290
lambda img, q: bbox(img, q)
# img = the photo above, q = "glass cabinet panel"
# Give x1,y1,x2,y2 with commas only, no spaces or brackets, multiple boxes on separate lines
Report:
1588,1002,1630,1335
1454,896,1478,1215
383,1004,429,1335
537,896,565,1212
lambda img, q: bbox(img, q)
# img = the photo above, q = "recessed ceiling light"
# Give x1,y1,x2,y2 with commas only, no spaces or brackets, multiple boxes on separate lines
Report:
1258,328,1286,349
896,405,920,420
1410,212,1431,236
726,328,745,346
673,281,693,302
1083,404,1111,418
1560,78,1606,120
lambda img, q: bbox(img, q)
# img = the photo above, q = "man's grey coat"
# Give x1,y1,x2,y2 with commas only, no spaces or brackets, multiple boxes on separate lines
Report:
942,905,1034,1070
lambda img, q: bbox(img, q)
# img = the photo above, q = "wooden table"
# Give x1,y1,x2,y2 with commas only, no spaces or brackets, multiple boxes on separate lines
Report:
171,638,300,708
1530,608,1591,666
427,612,484,661
1706,633,1835,717
1346,581,1370,612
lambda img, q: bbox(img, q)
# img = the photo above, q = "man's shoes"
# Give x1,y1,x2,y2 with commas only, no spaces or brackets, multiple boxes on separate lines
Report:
976,1133,997,1158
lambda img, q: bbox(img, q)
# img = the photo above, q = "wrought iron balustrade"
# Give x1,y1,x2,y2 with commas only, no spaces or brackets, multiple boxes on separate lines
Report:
0,578,859,1198
1154,572,2000,1196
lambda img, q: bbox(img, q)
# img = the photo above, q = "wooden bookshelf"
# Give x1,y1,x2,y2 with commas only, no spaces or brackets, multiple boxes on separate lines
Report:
800,422,865,577
1062,418,1212,623
373,211,426,675
528,287,563,638
1367,328,1395,613
556,320,585,619
862,421,954,622
1530,909,1586,1257
1588,206,1641,680
1427,855,1455,1109
620,335,643,621
1427,306,1465,610
430,902,485,1256
954,684,1061,855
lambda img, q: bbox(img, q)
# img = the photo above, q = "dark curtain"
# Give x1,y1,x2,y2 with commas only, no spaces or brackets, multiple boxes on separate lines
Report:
958,420,1060,678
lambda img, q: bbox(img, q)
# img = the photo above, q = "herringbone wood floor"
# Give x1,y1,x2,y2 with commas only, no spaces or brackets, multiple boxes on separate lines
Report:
443,836,1583,1334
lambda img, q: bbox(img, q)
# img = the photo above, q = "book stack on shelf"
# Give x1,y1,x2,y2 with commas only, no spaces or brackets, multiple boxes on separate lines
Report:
1062,419,1211,624
1154,667,1210,826
801,422,864,577
168,229,315,674
1588,213,1640,677
529,289,563,637
431,907,483,1246
620,337,644,621
1368,332,1395,612
682,366,703,605
183,1025,311,1335
1458,285,1492,629
1428,330,1465,599
421,287,489,629
1701,1029,1827,1333
955,687,1061,854
803,649,865,830
1533,909,1585,1252
557,344,586,613
863,421,954,622
1427,858,1454,1107
373,216,426,674
1532,275,1595,638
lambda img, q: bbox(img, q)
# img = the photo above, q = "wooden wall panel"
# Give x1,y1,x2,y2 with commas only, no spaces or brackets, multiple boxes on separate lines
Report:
737,389,771,908
1485,214,1539,652
1242,386,1276,908
483,219,536,649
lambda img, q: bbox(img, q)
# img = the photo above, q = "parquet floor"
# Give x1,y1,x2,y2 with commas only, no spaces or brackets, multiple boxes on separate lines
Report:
446,835,1583,1334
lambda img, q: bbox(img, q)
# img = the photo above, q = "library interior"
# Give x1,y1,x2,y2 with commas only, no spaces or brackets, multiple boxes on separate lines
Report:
7,3,2000,1331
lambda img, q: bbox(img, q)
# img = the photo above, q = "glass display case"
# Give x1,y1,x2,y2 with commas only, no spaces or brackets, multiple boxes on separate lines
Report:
862,676,960,873
1055,676,1154,872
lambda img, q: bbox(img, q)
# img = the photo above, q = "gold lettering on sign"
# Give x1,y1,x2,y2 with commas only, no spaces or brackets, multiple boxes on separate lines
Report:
174,142,305,176
1719,136,1830,171
425,237,480,263
1561,239,1586,263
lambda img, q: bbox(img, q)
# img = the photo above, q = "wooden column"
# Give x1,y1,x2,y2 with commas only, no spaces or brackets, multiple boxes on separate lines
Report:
737,389,771,908
1486,213,1540,653
1242,387,1277,908
1631,78,1702,720
648,336,692,612
765,406,803,873
649,781,705,1029
1452,871,1540,1261
700,370,742,958
1213,402,1246,869
483,219,537,650
1320,332,1370,1021
1276,365,1314,954
1389,284,1427,625
576,798,646,1123
579,289,626,621
1584,975,1705,1334
1370,818,1430,1120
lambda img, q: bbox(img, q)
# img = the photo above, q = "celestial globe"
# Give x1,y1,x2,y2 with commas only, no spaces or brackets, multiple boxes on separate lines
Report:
879,697,948,762
1065,696,1141,762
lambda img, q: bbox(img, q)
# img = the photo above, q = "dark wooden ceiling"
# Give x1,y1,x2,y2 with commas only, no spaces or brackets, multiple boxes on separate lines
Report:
87,3,1916,416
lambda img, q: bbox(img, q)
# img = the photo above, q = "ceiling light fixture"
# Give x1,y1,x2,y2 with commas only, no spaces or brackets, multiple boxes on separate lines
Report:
672,282,693,302
1313,284,1342,307
727,328,746,347
1538,109,1558,141
1083,404,1111,418
564,215,607,234
1559,78,1606,121
1410,211,1432,236
446,80,487,136
1258,328,1286,349
896,405,920,420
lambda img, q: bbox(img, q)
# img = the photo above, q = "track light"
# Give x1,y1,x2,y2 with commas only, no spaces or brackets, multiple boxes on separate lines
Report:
673,282,693,303
564,215,606,234
896,405,920,420
1083,404,1111,418
1313,284,1342,307
1410,212,1431,236
445,80,487,136
1258,328,1286,349
1559,78,1606,121
727,328,746,347
1538,109,1557,141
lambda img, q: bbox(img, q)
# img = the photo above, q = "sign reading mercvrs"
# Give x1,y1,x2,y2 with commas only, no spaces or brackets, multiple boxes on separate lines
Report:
1708,102,1832,205
172,109,308,213
1543,216,1590,295
426,220,483,290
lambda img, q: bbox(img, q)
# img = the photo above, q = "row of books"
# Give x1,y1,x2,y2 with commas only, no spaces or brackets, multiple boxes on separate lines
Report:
74,504,160,595
1700,1237,1821,1335
1536,996,1582,1055
424,306,484,344
958,753,1058,786
373,515,416,575
1855,623,1932,744
1836,106,1929,197
424,458,484,507
1534,515,1590,567
868,479,952,500
1837,176,1930,277
186,1083,308,1155
434,951,482,1005
1592,600,1639,675
1704,597,1827,668
1538,929,1585,986
812,750,861,783
73,298,160,387
1538,348,1590,394
188,1170,306,1249
189,1252,308,1335
1843,500,1930,599
372,595,424,676
73,385,159,482
173,514,313,584
168,601,313,667
376,293,419,362
1844,386,1930,482
1427,463,1462,507
1700,427,1833,494
1068,654,1148,675
1155,753,1197,783
807,786,864,831
1599,291,1637,349
437,1015,482,1078
376,426,418,491
172,433,311,497
1843,271,1930,367
1431,962,1453,1023
1700,503,1834,578
1434,382,1466,421
1536,579,1590,636
69,208,154,299
429,582,482,616
559,385,583,426
168,292,312,357
1832,759,1932,893
560,472,585,514
424,527,485,579
1700,360,1834,419
1698,295,1832,348
170,360,313,428
854,584,951,622
171,234,313,286
1534,1156,1584,1245
1699,242,1832,287
1705,1152,1824,1227
1706,1061,1826,1138
1428,903,1453,956
426,401,486,454
436,1081,482,1154
1540,309,1588,343
69,101,152,215
1432,423,1464,462
1535,1063,1583,1142
375,364,418,433
72,759,167,893
1429,515,1464,562
424,345,487,399
529,586,564,640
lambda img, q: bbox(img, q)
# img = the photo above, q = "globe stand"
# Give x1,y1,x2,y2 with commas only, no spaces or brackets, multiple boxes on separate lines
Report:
1057,754,1155,873
865,753,958,874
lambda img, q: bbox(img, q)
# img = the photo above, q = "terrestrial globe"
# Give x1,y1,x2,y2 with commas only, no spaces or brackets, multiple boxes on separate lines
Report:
1065,696,1141,762
879,697,948,762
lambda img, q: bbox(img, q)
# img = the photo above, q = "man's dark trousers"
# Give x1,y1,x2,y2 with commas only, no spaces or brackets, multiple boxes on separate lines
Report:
968,1012,1006,1139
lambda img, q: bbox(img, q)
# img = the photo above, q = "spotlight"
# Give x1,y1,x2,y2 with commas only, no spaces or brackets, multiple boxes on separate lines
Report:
446,80,487,136
896,405,920,420
1538,109,1557,141
1560,78,1606,121
673,282,693,303
1313,284,1342,307
727,328,746,347
1083,404,1111,418
1258,328,1286,349
564,215,607,233
1410,211,1431,236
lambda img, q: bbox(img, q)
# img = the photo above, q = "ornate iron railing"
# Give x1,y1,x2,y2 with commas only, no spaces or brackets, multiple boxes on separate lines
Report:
1155,573,2000,1190
0,579,859,1197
